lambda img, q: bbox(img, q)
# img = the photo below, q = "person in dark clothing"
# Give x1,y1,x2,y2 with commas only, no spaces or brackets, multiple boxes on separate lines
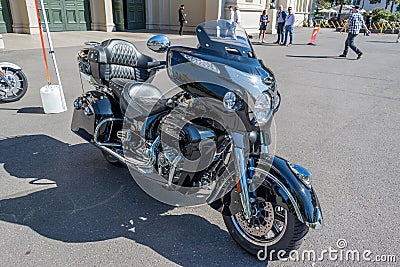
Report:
274,5,287,44
364,13,372,36
178,4,187,36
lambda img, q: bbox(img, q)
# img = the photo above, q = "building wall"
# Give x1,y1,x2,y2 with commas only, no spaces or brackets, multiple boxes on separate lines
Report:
3,0,314,34
146,0,207,32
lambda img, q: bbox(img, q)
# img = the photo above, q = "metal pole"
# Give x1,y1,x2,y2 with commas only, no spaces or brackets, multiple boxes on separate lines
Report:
38,0,67,111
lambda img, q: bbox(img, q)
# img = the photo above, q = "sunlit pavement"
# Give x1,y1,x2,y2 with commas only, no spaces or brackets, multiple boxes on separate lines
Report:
0,28,399,266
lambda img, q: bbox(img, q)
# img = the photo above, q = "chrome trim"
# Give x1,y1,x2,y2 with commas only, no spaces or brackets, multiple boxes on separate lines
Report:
147,35,171,53
94,118,124,147
234,147,252,220
84,41,101,47
150,136,160,165
306,208,323,230
168,154,183,186
254,91,274,126
97,146,126,164
288,162,312,188
0,62,22,70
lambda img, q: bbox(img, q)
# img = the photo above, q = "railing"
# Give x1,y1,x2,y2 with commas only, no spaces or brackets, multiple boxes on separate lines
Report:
303,20,400,33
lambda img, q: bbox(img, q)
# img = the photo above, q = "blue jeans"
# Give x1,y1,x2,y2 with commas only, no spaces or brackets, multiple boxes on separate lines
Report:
284,25,293,45
343,33,362,55
276,22,285,43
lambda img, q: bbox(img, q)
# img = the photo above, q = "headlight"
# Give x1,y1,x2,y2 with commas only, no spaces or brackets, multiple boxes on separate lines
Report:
223,91,242,111
254,92,272,124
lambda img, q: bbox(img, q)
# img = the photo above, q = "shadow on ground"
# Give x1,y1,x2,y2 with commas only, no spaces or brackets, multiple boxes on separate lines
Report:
367,40,398,44
286,55,358,60
0,135,260,265
0,107,44,114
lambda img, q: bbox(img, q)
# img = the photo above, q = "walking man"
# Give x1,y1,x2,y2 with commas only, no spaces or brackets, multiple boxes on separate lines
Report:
274,5,287,44
339,5,370,59
225,5,235,36
178,4,187,36
283,7,295,46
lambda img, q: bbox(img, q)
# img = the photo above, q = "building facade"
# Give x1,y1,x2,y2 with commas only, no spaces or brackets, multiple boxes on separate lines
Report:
0,0,314,34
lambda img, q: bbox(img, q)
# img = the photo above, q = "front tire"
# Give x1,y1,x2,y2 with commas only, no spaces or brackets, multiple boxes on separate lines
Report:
224,207,308,260
222,168,309,260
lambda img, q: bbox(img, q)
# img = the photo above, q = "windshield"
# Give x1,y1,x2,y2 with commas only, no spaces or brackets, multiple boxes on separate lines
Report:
196,20,254,56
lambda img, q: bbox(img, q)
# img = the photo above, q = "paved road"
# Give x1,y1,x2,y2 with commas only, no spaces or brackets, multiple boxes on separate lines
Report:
0,28,399,266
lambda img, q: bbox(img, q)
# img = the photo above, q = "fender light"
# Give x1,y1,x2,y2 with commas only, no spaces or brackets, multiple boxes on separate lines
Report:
288,163,312,188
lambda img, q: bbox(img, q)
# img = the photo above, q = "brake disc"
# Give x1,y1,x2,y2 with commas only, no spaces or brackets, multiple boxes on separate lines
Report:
235,200,274,237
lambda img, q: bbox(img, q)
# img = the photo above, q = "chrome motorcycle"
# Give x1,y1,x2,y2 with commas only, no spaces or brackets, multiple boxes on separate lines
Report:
0,62,28,103
72,20,323,259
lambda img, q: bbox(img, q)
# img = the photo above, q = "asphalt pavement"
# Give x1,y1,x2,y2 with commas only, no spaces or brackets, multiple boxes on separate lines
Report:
0,28,399,266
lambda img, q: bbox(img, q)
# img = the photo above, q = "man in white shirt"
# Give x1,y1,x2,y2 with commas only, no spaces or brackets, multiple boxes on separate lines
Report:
234,6,241,24
283,7,295,46
229,6,235,23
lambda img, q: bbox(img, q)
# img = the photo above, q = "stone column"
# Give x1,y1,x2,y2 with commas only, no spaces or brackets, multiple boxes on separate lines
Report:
267,9,277,34
205,0,222,21
90,0,115,32
9,0,40,34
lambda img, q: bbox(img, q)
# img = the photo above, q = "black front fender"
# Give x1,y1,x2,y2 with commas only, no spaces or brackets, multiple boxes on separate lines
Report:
262,156,323,229
211,156,323,230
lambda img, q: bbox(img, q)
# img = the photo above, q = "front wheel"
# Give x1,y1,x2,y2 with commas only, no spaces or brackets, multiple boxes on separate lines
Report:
0,68,28,103
223,181,309,260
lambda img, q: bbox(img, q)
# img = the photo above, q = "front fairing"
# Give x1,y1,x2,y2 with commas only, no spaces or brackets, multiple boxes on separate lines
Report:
166,20,278,130
167,47,277,131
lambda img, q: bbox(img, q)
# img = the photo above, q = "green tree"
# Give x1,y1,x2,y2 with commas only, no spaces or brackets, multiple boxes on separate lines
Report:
372,7,392,22
317,0,332,7
370,0,398,11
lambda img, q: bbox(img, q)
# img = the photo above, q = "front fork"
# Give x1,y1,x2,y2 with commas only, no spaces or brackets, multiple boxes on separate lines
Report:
231,132,266,220
234,147,252,219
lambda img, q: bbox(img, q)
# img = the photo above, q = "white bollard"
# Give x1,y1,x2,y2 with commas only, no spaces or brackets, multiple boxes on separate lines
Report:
40,85,67,114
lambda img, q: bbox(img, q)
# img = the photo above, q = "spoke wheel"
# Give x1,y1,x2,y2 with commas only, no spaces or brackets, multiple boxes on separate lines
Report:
0,68,28,103
232,200,288,247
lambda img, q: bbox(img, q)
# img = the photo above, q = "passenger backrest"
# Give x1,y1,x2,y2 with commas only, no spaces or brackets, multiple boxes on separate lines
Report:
88,39,155,85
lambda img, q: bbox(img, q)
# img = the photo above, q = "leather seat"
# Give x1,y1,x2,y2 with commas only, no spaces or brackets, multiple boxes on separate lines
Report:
88,39,157,86
109,78,135,100
118,81,169,118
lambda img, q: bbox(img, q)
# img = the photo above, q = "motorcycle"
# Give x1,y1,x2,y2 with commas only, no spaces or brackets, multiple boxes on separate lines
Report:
0,62,28,103
71,20,323,259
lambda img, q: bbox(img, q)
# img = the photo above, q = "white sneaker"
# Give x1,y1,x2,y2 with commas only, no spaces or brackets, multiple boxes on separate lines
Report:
397,39,399,43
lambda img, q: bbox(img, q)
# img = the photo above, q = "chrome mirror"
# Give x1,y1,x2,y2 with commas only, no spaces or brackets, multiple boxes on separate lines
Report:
84,41,101,47
147,35,171,53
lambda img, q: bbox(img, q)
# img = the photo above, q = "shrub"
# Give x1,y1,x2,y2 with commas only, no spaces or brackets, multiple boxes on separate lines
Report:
372,8,392,23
